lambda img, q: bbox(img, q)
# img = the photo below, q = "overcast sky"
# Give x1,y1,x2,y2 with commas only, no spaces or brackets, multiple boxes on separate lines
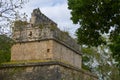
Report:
20,0,79,37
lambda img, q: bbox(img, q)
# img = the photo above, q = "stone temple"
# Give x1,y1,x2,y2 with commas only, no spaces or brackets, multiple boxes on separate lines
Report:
0,8,98,80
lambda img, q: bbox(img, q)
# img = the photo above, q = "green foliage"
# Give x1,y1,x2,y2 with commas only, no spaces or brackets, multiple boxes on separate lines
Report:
81,46,98,71
68,0,120,73
68,0,120,46
81,45,120,80
109,36,120,70
0,35,14,64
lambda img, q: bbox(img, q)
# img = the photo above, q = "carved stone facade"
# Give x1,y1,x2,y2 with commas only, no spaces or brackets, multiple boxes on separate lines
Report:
11,8,82,69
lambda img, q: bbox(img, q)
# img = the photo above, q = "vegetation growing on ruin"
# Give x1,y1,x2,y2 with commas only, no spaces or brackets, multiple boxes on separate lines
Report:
50,25,58,31
14,20,28,28
38,24,44,29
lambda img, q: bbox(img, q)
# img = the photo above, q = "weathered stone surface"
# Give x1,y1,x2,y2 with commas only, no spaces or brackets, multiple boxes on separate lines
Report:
30,8,57,27
7,8,98,80
11,40,82,69
0,65,60,80
11,9,82,69
52,40,82,68
12,8,81,55
0,62,98,80
11,40,54,61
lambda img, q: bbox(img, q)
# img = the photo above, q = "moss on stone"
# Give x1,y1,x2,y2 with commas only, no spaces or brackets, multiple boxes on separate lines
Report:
2,60,52,65
50,26,57,31
38,24,43,29
10,67,25,76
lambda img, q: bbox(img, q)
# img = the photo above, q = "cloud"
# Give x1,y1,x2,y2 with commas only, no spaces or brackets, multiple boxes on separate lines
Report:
20,0,79,37
25,0,66,8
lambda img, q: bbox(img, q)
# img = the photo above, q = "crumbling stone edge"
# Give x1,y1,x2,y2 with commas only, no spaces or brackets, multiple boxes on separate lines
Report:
0,60,97,79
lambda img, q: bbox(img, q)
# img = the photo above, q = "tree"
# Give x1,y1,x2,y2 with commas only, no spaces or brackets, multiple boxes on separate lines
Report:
0,0,28,34
68,0,120,46
0,35,14,64
109,36,120,71
82,45,120,80
0,0,28,20
68,0,120,71
0,0,28,63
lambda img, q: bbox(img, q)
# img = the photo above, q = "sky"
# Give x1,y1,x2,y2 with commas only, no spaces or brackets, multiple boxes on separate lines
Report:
20,0,79,37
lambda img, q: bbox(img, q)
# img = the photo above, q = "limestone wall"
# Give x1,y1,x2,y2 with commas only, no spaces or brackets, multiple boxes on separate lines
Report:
52,40,82,68
13,26,81,55
11,40,54,61
11,40,82,69
0,62,98,80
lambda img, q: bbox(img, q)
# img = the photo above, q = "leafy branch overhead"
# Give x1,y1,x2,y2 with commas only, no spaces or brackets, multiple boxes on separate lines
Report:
68,0,120,74
0,0,28,34
68,0,120,46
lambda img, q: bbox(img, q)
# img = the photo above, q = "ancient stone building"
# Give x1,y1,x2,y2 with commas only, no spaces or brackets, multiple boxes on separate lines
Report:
0,8,98,80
